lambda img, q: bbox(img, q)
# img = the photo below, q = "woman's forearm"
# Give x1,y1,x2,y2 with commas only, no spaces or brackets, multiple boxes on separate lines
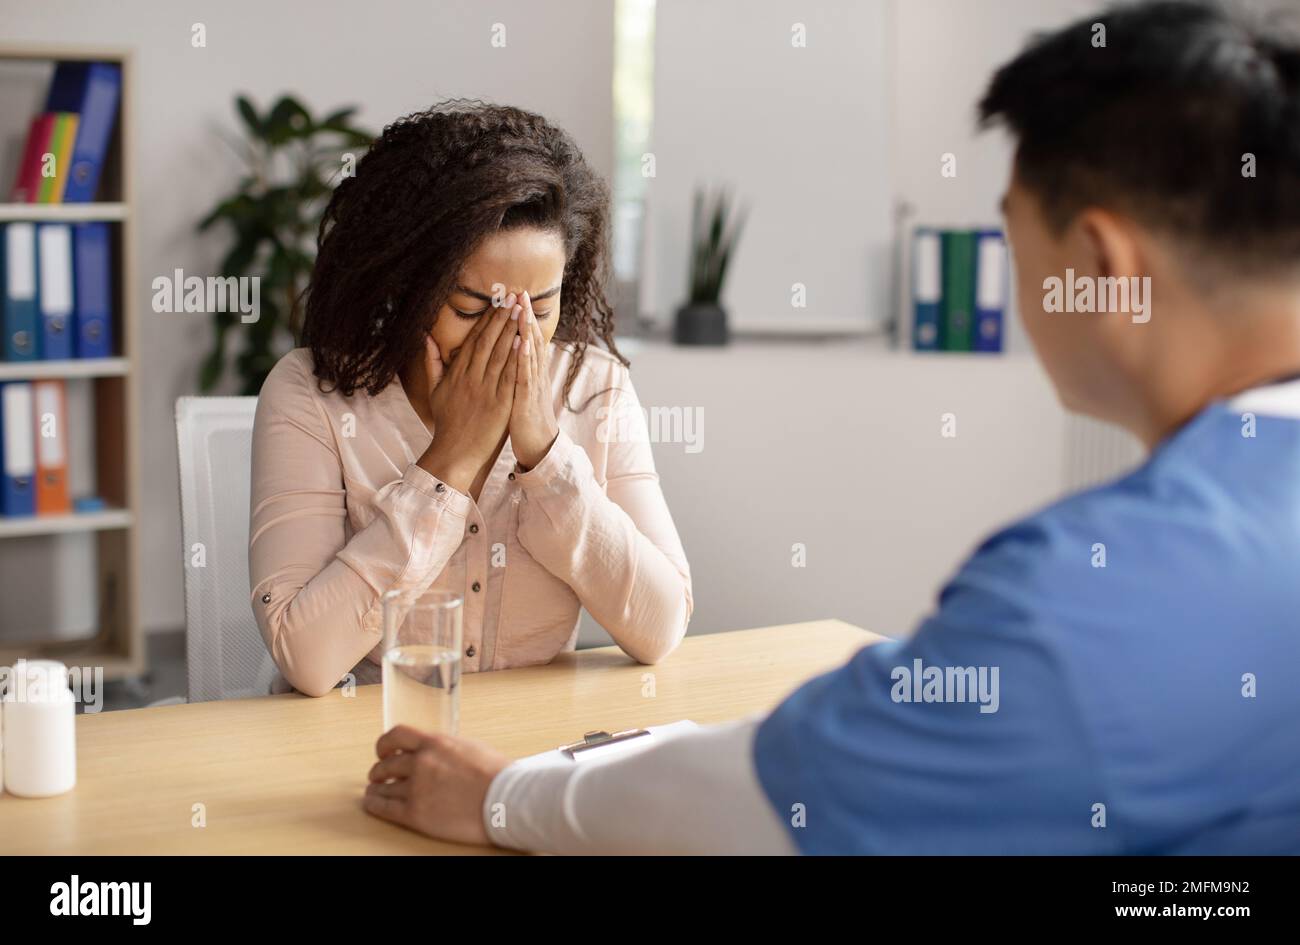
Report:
514,429,693,662
251,462,470,696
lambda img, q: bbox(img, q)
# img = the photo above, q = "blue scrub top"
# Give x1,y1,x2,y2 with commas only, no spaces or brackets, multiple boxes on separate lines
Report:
754,400,1300,854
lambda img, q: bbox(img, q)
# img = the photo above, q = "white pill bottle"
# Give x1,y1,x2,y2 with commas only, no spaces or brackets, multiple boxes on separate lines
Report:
2,659,77,797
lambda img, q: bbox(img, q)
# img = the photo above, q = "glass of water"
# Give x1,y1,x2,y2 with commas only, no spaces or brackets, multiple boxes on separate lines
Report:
381,589,463,736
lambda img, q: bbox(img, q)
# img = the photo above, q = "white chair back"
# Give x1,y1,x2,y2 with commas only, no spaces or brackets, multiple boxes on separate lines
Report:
175,396,277,701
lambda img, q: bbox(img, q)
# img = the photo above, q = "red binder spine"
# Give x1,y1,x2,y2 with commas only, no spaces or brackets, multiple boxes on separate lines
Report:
11,113,56,203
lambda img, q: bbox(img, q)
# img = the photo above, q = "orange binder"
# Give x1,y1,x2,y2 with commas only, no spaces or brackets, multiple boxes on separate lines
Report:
33,379,71,515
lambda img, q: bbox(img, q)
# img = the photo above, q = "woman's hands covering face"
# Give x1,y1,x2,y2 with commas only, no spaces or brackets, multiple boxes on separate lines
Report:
418,293,522,493
417,288,558,492
507,291,560,470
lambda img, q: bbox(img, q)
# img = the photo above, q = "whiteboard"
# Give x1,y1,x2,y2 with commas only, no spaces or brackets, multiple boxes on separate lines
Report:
640,0,894,333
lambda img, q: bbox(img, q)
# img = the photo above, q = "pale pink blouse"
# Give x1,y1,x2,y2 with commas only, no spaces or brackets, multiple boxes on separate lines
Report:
248,344,693,697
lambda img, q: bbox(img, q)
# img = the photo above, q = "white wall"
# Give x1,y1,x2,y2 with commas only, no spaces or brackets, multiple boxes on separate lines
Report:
2,0,1105,641
890,0,1098,227
888,0,1099,354
639,0,1098,337
0,0,614,633
580,339,1070,646
579,0,1107,646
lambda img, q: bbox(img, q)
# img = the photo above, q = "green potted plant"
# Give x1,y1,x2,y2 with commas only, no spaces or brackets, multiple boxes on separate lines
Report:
673,187,746,345
197,94,373,394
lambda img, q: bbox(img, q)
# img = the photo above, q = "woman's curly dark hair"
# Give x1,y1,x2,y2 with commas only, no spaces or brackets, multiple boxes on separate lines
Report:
302,99,627,406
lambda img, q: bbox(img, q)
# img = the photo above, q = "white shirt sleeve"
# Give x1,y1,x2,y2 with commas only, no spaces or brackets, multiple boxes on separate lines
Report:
482,716,798,855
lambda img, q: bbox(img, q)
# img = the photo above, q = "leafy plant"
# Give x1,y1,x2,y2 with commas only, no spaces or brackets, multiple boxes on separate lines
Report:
686,187,747,305
197,94,373,394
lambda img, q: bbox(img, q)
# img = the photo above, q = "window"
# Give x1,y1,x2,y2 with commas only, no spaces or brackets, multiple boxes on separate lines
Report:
612,0,656,285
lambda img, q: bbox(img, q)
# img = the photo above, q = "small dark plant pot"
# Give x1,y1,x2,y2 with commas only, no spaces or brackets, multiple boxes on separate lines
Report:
673,302,729,346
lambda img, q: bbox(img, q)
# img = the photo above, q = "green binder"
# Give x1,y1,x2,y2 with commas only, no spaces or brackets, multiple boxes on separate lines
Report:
940,230,977,352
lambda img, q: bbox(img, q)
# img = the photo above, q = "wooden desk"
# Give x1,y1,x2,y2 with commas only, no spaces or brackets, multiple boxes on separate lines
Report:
0,620,879,854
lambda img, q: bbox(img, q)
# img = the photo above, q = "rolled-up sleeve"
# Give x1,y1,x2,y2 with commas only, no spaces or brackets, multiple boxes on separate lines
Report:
513,377,693,664
248,357,471,697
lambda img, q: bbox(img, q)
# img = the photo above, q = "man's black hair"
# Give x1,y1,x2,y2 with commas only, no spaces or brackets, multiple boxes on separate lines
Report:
979,0,1300,272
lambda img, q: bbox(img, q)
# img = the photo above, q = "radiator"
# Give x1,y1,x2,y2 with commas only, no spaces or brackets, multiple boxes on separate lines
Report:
1064,412,1145,492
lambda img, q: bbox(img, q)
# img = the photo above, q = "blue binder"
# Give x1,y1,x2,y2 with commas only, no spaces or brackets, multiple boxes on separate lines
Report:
973,229,1008,353
44,61,122,204
37,224,74,360
911,228,943,351
2,223,40,361
0,381,36,516
72,222,113,358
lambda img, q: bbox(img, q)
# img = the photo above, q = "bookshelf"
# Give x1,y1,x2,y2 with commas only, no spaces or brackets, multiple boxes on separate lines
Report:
0,45,141,679
0,357,128,380
0,202,127,222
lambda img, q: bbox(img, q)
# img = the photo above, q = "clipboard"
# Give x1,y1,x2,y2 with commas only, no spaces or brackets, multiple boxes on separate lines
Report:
559,728,653,759
514,720,699,769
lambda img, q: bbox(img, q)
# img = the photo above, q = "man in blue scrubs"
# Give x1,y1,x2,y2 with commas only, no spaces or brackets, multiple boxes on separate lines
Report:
753,0,1300,855
365,0,1300,854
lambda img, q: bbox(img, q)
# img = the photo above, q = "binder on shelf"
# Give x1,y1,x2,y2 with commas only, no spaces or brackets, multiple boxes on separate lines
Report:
911,228,943,351
35,113,79,204
941,229,977,352
33,380,71,515
2,223,41,361
44,62,122,204
973,230,1008,353
37,224,75,361
74,495,105,514
72,222,113,358
10,113,56,203
0,382,36,517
